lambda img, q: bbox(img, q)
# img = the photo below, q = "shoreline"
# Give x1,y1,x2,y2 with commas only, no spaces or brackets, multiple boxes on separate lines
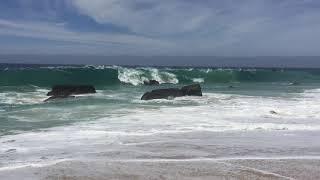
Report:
1,158,319,180
3,156,320,170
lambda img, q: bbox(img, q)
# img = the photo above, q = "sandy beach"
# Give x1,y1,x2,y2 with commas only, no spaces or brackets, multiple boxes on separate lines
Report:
1,158,319,180
1,130,320,180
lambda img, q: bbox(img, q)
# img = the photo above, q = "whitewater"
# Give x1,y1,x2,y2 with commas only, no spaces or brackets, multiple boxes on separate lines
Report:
1,64,320,178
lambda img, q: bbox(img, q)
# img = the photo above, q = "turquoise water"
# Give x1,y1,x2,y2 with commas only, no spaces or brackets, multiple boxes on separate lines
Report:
1,65,320,86
1,64,320,168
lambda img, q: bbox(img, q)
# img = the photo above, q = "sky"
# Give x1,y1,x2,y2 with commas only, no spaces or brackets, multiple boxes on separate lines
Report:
0,0,320,57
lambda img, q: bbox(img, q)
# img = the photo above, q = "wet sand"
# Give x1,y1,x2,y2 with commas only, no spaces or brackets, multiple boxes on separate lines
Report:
1,158,319,180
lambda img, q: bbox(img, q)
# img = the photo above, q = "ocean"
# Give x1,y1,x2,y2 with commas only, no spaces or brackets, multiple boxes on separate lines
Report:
1,64,320,172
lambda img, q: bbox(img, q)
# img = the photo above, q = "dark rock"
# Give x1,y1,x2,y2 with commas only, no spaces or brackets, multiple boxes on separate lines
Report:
141,84,202,100
141,88,183,100
144,80,160,85
47,85,96,96
181,84,202,96
45,85,96,102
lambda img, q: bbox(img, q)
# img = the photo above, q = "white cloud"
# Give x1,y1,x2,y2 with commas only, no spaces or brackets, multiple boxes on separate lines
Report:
1,0,320,55
0,19,174,54
71,0,213,35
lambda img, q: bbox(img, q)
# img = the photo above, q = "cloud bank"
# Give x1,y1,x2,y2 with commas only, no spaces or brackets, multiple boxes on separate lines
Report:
0,0,320,56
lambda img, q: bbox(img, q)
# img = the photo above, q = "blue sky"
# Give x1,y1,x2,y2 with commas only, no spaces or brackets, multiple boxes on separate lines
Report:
0,0,320,56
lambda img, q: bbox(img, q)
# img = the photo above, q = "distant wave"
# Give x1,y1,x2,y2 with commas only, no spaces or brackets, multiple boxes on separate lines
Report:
1,65,320,87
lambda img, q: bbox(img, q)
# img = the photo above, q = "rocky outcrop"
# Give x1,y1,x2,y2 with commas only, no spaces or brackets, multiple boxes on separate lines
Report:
143,80,160,85
45,85,96,102
180,84,202,96
141,88,184,100
47,85,96,96
141,84,202,100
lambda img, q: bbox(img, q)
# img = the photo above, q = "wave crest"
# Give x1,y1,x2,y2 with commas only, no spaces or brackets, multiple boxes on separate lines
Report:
1,65,320,87
118,67,179,86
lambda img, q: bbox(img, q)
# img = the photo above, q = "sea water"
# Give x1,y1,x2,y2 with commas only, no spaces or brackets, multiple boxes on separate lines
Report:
1,64,320,169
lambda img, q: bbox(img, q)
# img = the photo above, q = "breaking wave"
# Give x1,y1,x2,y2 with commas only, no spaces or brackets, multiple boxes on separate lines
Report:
117,67,178,86
1,64,320,87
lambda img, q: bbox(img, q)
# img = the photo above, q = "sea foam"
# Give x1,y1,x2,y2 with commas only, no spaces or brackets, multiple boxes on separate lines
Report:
117,67,179,85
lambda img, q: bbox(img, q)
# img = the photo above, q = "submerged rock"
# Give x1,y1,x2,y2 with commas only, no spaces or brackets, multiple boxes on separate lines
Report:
45,85,96,102
143,80,160,86
141,84,202,100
